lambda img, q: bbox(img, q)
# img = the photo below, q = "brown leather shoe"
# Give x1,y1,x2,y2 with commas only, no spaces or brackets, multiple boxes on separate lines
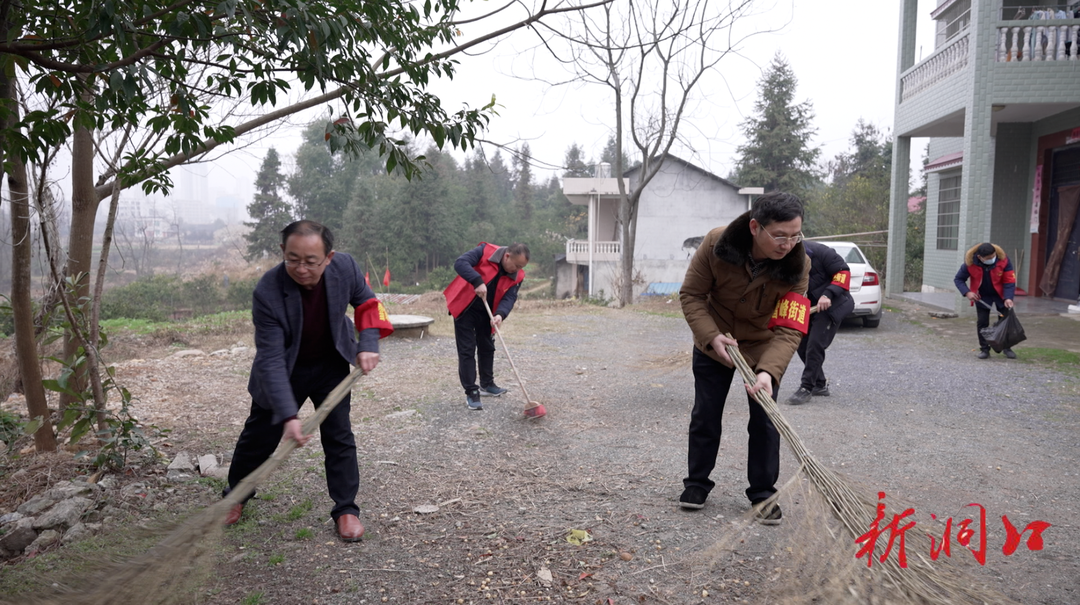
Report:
336,514,365,542
224,503,244,526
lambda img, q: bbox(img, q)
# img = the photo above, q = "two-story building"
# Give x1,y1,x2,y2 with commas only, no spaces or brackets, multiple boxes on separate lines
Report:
559,155,747,300
887,0,1080,311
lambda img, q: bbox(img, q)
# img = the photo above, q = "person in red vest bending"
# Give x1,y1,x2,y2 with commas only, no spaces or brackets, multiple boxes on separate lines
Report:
954,242,1017,359
444,243,530,411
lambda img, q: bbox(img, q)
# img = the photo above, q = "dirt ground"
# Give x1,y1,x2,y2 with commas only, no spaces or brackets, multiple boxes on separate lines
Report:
1,295,1078,604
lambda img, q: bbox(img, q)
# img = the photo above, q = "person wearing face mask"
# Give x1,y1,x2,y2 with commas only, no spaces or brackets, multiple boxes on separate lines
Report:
954,242,1017,359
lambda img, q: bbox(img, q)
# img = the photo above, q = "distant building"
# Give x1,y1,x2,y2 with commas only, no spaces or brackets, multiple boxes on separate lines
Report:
887,0,1080,308
560,155,747,300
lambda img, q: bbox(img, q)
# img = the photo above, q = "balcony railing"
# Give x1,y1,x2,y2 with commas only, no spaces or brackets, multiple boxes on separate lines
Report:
566,239,621,262
996,21,1080,62
901,32,969,102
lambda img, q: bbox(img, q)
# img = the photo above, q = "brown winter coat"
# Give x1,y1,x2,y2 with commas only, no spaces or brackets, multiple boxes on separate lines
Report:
680,211,810,384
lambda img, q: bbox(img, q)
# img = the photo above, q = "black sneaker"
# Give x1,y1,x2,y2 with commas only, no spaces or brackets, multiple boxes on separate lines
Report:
466,391,483,410
977,349,990,359
480,384,508,397
811,379,829,396
679,486,708,510
786,387,812,406
1003,349,1017,359
751,498,782,526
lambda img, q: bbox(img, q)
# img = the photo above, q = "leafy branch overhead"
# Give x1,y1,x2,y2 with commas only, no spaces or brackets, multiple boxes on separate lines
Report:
1,0,594,192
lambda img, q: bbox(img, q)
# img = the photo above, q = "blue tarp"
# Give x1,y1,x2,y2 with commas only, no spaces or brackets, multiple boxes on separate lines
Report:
642,282,682,296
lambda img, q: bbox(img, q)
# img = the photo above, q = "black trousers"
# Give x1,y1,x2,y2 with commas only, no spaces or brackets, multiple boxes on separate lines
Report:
685,348,780,503
976,296,1008,351
226,358,359,520
454,300,496,393
796,300,851,390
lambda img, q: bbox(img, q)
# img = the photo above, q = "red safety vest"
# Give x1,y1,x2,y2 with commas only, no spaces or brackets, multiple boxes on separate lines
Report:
967,257,1015,300
444,243,525,319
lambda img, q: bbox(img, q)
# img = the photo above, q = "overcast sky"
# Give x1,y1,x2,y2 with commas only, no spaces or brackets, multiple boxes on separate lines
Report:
192,0,940,211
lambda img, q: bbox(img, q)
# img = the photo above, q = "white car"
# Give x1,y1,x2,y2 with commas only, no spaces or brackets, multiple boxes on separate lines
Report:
817,241,883,328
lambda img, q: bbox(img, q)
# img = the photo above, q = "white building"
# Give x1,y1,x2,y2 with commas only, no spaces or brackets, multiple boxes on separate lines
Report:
560,155,748,300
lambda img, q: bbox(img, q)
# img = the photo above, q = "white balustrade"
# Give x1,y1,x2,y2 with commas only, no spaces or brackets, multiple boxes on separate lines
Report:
565,239,621,261
996,21,1080,63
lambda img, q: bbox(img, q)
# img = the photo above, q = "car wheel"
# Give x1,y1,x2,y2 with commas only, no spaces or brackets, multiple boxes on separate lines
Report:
863,313,881,328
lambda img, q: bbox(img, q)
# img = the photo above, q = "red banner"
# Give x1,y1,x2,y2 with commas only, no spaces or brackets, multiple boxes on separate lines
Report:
354,298,394,339
767,291,811,334
831,270,852,290
383,268,391,287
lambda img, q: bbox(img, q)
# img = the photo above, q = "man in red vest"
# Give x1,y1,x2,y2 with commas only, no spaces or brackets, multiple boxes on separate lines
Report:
444,243,529,410
954,242,1017,359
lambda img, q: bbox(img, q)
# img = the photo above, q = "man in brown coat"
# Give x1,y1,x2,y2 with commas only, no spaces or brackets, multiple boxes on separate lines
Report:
678,192,810,524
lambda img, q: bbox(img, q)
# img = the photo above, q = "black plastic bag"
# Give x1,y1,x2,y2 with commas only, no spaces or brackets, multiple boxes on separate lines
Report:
980,309,1027,353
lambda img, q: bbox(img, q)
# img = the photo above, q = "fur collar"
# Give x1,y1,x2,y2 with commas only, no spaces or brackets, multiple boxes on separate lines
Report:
713,211,806,285
964,243,1006,266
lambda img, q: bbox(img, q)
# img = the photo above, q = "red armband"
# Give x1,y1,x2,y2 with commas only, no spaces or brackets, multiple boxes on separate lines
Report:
767,291,811,334
354,298,394,339
831,270,851,290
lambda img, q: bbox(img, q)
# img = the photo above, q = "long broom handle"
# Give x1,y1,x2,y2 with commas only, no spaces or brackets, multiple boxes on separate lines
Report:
481,297,533,403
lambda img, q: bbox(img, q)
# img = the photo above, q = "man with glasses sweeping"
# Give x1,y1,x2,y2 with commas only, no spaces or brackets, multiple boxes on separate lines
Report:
222,220,392,542
678,193,810,524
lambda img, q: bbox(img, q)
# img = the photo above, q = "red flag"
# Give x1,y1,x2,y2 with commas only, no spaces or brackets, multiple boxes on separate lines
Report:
365,272,370,286
382,268,391,287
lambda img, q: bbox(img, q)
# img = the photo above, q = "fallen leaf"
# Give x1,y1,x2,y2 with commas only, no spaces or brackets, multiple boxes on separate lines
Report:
566,529,592,545
536,566,553,587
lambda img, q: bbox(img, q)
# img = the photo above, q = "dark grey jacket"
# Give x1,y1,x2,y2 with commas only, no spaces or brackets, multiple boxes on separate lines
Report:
248,252,379,424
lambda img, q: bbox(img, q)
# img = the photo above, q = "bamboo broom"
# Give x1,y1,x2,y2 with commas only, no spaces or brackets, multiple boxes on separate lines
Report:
723,336,1016,604
6,367,366,605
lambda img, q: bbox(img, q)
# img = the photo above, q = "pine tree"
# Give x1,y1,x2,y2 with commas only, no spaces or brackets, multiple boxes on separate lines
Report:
511,143,534,221
732,53,821,195
563,143,592,178
244,148,293,261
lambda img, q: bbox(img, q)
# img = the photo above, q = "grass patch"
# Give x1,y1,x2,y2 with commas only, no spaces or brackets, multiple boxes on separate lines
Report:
295,527,315,540
1017,347,1080,378
283,498,314,522
268,553,285,565
100,310,251,336
241,591,266,605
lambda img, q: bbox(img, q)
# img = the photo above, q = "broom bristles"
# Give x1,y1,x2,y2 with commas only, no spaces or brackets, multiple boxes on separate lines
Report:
3,368,366,605
724,337,1016,604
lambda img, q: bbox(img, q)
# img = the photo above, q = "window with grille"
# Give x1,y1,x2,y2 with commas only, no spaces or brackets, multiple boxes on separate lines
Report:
936,173,962,250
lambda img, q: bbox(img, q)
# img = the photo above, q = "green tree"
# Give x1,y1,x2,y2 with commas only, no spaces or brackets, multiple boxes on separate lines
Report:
563,143,593,178
804,121,892,273
244,148,293,261
732,53,821,196
289,123,361,228
511,143,535,222
1,0,593,452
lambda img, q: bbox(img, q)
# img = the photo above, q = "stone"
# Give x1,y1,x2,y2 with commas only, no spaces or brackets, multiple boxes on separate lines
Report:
197,454,219,476
0,526,37,555
210,349,230,356
33,497,93,530
62,522,100,544
171,349,206,358
44,480,100,501
386,409,417,419
167,452,195,471
16,495,55,516
230,346,249,355
0,512,23,525
27,529,60,553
